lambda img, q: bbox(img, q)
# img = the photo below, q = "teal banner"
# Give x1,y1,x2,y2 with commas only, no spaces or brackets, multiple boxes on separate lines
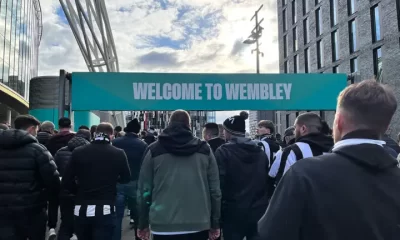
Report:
71,72,347,111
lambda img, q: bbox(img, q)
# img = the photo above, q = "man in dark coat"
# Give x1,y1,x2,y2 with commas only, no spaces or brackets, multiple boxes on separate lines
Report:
0,115,60,239
113,119,148,240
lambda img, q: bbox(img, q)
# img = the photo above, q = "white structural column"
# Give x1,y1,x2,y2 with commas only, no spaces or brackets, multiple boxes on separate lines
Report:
6,109,11,126
59,0,125,127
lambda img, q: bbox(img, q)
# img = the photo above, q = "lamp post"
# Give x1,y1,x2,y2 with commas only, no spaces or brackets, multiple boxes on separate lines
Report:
243,4,264,74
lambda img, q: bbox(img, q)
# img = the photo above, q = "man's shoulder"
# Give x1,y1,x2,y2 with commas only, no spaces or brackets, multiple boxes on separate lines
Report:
290,152,339,172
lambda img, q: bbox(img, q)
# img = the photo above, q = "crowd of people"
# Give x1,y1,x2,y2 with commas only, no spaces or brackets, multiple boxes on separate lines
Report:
0,79,400,240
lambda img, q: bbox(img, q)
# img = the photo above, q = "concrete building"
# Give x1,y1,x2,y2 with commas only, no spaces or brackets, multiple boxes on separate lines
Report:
0,0,42,125
277,0,400,136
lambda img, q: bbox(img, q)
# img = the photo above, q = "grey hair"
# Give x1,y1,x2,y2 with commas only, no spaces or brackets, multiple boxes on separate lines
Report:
40,121,55,132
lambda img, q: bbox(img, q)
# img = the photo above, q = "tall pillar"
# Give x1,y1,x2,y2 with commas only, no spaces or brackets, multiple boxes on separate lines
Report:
6,109,11,125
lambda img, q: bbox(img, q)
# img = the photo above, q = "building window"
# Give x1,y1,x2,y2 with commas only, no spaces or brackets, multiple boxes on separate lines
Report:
286,114,290,128
349,19,357,53
304,48,310,73
317,40,324,69
348,0,355,15
350,57,358,73
293,27,298,52
294,55,299,73
316,8,322,36
303,18,309,44
331,30,339,62
284,61,288,73
284,35,288,58
373,47,382,79
303,0,308,15
371,5,382,42
296,111,300,117
333,65,340,73
283,0,287,7
292,0,297,24
330,0,338,26
283,9,287,32
315,0,321,5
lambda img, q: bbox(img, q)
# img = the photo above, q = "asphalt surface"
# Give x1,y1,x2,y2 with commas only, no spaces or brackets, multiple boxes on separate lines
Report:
46,213,137,240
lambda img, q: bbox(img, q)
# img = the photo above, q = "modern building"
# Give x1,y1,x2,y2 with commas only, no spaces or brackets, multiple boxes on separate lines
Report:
277,0,400,136
0,0,42,125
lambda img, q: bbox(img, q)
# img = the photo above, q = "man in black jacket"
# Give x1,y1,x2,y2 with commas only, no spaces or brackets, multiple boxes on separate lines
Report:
55,129,91,240
267,113,334,198
62,122,131,240
215,111,268,240
258,80,400,240
203,122,226,153
37,121,55,145
113,118,147,239
0,115,60,240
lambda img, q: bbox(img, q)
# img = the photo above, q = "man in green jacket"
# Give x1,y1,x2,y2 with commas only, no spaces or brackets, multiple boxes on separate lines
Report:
137,109,221,240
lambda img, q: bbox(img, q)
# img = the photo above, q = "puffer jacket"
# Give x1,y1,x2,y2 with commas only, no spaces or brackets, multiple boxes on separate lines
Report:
36,131,53,145
0,129,60,215
55,136,90,177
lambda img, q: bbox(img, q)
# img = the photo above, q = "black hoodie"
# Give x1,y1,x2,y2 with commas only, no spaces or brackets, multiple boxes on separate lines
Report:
258,130,400,240
215,137,269,223
46,131,75,156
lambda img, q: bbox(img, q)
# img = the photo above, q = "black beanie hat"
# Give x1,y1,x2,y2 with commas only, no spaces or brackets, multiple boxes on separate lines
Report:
223,111,249,136
124,118,141,133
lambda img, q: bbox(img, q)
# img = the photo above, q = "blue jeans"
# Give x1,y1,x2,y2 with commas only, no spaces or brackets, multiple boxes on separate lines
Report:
113,181,138,240
113,192,126,240
75,213,116,240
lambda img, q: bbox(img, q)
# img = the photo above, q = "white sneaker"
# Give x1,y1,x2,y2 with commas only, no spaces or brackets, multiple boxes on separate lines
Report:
71,234,78,240
48,228,57,240
130,219,135,225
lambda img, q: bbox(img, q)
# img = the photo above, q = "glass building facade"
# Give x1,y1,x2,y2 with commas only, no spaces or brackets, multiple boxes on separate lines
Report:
0,0,41,99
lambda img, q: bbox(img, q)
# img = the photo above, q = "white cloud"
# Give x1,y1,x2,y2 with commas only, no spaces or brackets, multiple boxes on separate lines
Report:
38,0,279,123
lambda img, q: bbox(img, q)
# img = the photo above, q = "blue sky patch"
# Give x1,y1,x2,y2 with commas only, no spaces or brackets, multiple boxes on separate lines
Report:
56,7,69,25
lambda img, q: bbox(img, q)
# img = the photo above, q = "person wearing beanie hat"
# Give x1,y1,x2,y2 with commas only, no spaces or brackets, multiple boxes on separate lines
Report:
222,111,249,137
113,118,148,238
215,111,269,240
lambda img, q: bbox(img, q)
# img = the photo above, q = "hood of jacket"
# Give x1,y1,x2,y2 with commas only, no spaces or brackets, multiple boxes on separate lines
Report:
67,136,90,151
333,129,399,171
296,133,334,153
228,137,264,163
0,129,37,149
49,131,76,145
334,144,398,171
383,134,400,154
158,123,206,156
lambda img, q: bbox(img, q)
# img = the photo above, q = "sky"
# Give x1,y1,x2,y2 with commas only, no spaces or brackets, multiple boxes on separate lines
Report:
38,0,279,124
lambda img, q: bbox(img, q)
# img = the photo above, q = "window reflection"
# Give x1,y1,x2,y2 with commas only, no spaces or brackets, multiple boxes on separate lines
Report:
0,0,39,98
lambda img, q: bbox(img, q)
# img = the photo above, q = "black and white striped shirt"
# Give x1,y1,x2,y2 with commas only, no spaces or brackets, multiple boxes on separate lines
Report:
74,204,115,217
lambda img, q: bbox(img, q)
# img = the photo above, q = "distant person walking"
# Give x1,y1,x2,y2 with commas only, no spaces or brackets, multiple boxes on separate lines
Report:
37,121,55,145
112,119,148,240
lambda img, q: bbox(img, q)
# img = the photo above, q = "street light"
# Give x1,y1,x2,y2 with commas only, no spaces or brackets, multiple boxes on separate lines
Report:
243,5,264,74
